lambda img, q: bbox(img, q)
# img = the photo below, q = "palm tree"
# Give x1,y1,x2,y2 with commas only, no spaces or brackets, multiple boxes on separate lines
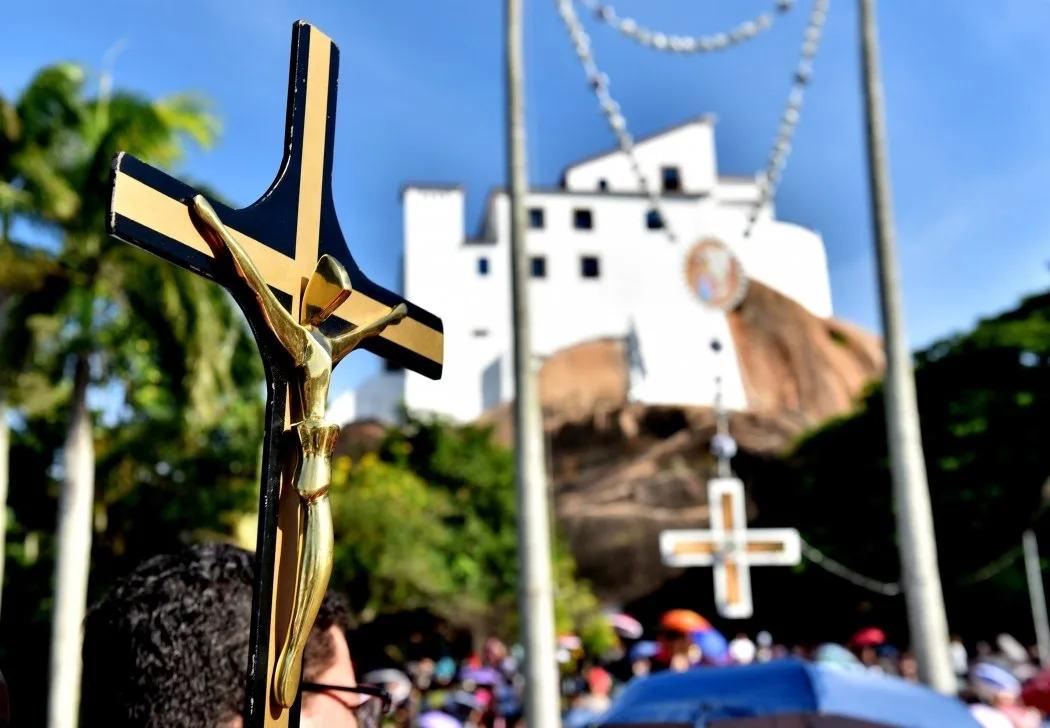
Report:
0,63,84,237
1,62,264,726
46,79,225,728
0,64,85,622
0,66,235,728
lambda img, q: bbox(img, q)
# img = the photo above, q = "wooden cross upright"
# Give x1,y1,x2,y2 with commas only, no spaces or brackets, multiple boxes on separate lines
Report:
107,21,443,727
660,478,801,620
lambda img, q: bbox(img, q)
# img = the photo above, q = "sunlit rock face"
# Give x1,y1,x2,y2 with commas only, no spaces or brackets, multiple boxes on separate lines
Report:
478,280,884,603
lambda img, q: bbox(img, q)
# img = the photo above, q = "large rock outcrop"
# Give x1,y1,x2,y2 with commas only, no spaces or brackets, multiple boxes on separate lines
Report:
335,281,883,603
478,280,884,603
728,280,884,423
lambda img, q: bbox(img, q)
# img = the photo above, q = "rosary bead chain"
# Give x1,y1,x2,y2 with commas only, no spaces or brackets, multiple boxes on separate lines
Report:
745,0,829,237
556,0,829,242
576,0,795,55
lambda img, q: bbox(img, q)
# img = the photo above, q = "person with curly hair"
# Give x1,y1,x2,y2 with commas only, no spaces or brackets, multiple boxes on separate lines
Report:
81,542,382,727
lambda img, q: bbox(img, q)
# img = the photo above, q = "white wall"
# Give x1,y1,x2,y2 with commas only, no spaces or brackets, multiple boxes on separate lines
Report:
563,117,718,194
352,370,405,422
328,391,357,427
352,120,834,424
628,304,749,411
735,220,833,318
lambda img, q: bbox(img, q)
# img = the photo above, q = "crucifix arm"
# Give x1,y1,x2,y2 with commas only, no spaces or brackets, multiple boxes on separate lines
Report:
189,195,309,364
330,303,408,365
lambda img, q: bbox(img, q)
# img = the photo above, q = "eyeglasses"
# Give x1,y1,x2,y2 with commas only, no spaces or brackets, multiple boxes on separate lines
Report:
301,682,393,728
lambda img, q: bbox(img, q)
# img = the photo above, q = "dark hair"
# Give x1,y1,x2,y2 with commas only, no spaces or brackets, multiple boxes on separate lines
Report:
81,542,350,727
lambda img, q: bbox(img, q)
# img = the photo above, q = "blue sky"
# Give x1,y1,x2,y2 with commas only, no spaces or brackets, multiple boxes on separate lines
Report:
3,0,1049,400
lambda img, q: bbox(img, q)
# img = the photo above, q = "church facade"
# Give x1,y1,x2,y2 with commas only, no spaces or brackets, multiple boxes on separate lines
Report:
342,116,833,425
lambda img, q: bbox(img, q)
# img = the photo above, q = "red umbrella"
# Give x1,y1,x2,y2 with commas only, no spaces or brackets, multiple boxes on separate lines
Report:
848,627,887,648
1022,668,1050,713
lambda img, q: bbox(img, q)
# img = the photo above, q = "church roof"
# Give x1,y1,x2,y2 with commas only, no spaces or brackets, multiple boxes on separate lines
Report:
399,181,464,200
400,113,759,243
559,114,717,179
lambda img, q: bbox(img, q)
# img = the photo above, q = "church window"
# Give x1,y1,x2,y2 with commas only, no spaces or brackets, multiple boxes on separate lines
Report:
581,256,600,279
661,166,682,192
646,210,664,230
573,208,593,230
529,207,545,229
531,256,547,278
597,179,609,191
477,256,490,275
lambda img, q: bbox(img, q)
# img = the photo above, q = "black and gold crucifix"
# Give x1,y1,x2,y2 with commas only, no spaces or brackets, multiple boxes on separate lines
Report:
107,21,443,728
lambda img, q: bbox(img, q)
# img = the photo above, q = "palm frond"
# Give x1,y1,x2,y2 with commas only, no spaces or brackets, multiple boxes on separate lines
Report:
155,93,221,152
15,63,86,150
0,241,62,295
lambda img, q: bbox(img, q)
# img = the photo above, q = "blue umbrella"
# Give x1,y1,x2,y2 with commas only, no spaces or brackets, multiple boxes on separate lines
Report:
813,643,865,673
595,659,982,727
628,641,659,662
691,629,729,665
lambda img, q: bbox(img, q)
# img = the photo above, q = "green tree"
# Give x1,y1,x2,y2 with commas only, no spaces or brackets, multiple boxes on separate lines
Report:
0,64,87,621
0,61,274,727
753,289,1050,642
377,413,614,650
0,63,262,728
329,453,459,619
0,63,84,238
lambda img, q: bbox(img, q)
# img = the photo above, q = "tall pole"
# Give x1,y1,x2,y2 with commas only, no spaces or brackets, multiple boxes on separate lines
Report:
505,0,561,725
1023,531,1050,667
0,404,7,619
859,0,955,693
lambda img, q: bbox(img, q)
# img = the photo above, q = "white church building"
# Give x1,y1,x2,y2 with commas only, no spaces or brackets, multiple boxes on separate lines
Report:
340,116,832,425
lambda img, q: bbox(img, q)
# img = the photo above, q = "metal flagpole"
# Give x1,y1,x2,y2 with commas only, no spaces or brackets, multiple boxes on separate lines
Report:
505,0,562,724
1023,531,1050,668
858,0,955,693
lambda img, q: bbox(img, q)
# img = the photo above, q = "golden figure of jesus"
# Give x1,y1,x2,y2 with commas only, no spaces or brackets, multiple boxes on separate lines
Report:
188,195,407,707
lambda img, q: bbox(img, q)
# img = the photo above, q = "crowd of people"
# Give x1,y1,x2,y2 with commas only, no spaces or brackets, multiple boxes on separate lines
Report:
365,609,1050,728
11,540,1048,727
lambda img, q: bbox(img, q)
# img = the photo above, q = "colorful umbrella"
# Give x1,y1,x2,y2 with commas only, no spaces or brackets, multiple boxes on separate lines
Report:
598,659,982,727
1021,667,1050,712
997,633,1029,664
848,627,887,648
629,641,660,662
659,609,710,634
606,612,644,640
691,628,729,665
